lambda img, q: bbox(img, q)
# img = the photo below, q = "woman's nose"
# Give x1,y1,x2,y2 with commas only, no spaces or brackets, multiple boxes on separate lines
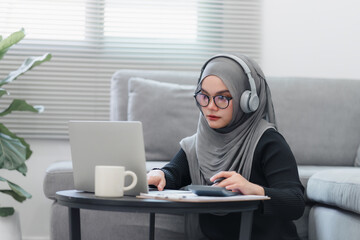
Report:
206,97,218,110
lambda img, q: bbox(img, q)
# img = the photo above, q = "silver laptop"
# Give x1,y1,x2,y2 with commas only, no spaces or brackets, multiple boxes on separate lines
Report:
68,121,149,196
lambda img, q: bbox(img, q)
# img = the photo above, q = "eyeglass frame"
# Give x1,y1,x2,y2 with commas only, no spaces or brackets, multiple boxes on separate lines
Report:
194,91,233,109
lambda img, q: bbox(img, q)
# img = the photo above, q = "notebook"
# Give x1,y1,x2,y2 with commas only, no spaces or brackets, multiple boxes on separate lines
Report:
68,121,149,196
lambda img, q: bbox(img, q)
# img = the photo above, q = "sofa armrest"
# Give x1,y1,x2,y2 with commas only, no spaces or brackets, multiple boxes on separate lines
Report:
307,168,360,214
43,161,74,200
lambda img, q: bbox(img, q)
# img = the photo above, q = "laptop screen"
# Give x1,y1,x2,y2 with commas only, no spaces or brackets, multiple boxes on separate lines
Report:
69,121,149,196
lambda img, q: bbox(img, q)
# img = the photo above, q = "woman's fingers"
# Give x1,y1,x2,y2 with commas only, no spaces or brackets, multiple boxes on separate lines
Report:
210,171,264,195
157,178,166,191
210,171,236,182
217,174,241,188
147,170,166,191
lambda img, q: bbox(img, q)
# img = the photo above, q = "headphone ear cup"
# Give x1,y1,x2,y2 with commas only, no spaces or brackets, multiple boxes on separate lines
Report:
240,90,252,113
240,90,259,113
248,94,259,112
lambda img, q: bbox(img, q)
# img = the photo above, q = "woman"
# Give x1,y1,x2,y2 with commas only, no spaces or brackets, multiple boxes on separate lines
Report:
147,53,305,240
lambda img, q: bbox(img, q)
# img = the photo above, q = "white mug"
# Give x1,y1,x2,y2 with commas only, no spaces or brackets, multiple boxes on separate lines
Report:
95,166,137,197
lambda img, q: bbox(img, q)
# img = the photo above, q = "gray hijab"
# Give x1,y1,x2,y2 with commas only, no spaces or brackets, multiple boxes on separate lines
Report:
180,53,276,185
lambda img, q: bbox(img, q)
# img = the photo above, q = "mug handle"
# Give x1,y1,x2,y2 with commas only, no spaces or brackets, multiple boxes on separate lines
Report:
123,171,138,191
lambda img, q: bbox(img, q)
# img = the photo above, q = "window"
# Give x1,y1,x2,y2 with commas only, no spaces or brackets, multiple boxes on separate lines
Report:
0,0,262,139
104,1,198,39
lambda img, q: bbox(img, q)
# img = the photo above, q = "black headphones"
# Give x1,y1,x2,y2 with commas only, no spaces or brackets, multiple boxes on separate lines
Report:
199,54,259,113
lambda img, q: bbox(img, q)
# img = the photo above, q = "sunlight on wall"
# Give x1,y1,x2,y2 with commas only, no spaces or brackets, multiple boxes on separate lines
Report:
262,0,360,79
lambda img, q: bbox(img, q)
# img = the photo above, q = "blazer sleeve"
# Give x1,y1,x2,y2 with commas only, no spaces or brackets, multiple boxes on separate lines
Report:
161,148,192,189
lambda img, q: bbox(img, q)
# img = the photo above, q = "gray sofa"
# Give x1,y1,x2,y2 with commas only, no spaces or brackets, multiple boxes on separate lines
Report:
43,69,360,240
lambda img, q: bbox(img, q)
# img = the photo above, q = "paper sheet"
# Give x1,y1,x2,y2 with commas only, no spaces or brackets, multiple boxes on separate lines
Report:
138,190,270,202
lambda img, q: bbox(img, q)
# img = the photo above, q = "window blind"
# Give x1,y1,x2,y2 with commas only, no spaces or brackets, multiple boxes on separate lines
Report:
0,0,262,139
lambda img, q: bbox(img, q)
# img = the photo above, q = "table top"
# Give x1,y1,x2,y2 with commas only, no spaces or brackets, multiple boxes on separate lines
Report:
56,190,263,214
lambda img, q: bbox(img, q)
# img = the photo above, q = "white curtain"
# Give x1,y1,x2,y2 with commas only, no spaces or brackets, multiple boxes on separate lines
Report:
0,0,262,139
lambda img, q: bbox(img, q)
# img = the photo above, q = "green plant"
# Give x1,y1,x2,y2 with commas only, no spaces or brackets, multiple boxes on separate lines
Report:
0,29,52,217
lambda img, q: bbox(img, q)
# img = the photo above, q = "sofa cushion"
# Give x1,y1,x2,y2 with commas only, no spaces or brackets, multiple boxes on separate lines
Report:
111,69,198,121
43,161,74,200
306,168,360,214
297,165,356,189
298,166,356,204
128,77,199,161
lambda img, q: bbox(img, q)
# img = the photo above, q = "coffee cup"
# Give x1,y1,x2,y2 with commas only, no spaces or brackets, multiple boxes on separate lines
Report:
95,166,137,197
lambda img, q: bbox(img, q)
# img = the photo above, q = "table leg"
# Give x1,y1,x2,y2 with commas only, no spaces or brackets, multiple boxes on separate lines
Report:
149,213,155,240
68,207,81,240
239,211,253,240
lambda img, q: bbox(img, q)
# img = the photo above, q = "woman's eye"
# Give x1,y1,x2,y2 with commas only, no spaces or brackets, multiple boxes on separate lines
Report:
217,95,227,101
200,94,208,100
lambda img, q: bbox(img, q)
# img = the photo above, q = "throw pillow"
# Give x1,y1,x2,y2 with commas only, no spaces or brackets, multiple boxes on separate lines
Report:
128,77,199,161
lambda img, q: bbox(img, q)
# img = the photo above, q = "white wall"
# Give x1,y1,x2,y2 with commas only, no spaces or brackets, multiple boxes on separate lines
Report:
2,1,360,240
262,0,360,79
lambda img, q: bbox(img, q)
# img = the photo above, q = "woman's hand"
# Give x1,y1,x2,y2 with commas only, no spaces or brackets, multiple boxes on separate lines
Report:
147,169,166,191
210,171,265,196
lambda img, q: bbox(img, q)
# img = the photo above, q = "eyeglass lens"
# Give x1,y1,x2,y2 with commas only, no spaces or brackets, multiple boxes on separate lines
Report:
195,93,230,109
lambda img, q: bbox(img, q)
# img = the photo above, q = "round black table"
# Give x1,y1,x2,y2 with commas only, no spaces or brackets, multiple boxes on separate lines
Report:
56,190,264,240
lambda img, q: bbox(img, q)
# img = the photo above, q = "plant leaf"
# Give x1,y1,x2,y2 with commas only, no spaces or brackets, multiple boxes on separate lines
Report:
0,176,32,200
0,123,32,162
0,99,44,117
0,28,25,61
0,88,9,97
0,207,15,217
7,181,32,199
0,52,52,87
0,132,27,173
16,163,28,175
0,190,27,202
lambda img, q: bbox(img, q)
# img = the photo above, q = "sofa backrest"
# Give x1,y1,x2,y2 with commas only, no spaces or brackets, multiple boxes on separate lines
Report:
110,69,360,166
268,77,360,166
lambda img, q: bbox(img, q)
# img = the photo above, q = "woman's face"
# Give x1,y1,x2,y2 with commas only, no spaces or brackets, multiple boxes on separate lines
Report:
200,75,233,129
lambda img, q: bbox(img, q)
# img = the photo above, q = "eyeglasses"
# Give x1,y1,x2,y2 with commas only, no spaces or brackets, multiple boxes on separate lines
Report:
194,92,233,109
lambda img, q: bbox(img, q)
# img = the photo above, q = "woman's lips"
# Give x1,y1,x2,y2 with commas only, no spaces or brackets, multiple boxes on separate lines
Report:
207,115,220,121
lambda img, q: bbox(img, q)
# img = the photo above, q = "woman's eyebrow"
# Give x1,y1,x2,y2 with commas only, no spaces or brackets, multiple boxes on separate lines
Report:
201,88,230,95
216,90,231,95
